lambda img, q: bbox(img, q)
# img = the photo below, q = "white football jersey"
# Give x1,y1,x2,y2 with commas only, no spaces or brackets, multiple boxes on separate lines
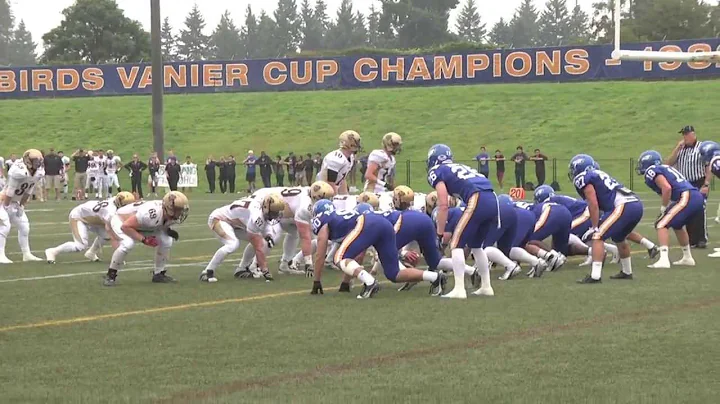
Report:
252,186,313,224
87,157,99,173
94,156,107,174
210,198,267,234
0,157,4,175
106,156,121,174
36,165,45,178
317,149,354,186
61,156,70,167
2,160,40,203
412,192,427,213
116,200,165,231
365,149,396,193
378,191,393,212
70,198,118,225
332,195,357,211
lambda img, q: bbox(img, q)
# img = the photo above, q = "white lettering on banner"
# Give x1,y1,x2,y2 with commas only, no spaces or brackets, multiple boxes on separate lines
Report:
155,164,198,188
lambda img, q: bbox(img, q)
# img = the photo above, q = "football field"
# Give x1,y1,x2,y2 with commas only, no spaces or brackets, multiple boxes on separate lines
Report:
1,192,719,403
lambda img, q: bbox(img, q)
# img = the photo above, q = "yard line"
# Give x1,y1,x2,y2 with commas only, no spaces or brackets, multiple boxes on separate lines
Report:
6,237,218,255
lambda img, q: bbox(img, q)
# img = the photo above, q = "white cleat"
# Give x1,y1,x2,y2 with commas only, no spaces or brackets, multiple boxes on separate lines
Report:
715,217,720,224
23,253,43,262
708,251,720,258
472,287,495,297
0,256,13,264
45,248,58,264
278,261,304,275
647,260,671,269
84,250,101,262
579,256,592,267
610,252,620,264
498,265,521,281
713,247,720,252
441,288,467,299
672,257,696,266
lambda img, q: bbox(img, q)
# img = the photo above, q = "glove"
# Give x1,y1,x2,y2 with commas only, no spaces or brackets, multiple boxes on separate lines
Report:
338,282,351,292
142,236,159,247
264,236,275,249
311,280,323,295
166,228,179,241
401,250,420,267
304,263,314,278
581,227,599,242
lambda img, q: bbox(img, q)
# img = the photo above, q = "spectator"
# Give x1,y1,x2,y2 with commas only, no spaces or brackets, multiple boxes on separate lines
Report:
59,151,70,199
243,150,257,193
148,153,161,197
314,152,322,176
71,149,91,200
181,156,193,193
44,148,64,201
126,154,147,199
165,155,181,191
218,156,228,194
494,149,505,189
295,157,306,186
205,155,217,193
531,148,549,186
667,125,710,248
274,155,286,186
226,155,237,193
475,146,490,178
512,146,528,188
359,153,369,177
258,151,272,188
285,152,297,186
304,153,315,186
166,149,176,163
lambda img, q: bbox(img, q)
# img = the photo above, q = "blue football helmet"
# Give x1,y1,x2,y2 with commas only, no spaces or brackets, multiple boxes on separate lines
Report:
593,161,600,169
635,150,662,175
699,141,720,163
426,144,453,170
533,185,555,203
312,199,334,216
568,154,596,181
497,194,513,206
355,203,374,215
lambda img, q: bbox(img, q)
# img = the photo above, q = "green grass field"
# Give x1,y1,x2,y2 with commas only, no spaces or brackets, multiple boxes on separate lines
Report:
1,81,720,403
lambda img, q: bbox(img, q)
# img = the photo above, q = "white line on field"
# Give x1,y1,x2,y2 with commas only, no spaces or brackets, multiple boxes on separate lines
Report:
5,237,218,256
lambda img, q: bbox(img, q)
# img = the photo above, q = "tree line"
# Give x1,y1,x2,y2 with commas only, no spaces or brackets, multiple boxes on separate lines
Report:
1,0,719,66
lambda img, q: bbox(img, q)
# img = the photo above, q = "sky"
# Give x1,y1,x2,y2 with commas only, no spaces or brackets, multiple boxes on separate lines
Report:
12,0,597,53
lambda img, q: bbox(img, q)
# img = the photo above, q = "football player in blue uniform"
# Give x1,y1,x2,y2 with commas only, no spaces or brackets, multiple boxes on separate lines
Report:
427,144,497,299
482,195,523,281
699,141,720,256
637,150,702,268
310,200,446,299
512,201,569,275
569,154,643,283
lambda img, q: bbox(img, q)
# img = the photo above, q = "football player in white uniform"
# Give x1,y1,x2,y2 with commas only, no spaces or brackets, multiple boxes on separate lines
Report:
103,191,189,286
357,192,380,210
60,151,71,199
105,150,122,194
33,162,46,202
317,130,361,195
200,194,286,283
0,155,5,189
0,149,45,263
45,192,135,263
364,132,402,193
93,150,108,199
85,150,97,195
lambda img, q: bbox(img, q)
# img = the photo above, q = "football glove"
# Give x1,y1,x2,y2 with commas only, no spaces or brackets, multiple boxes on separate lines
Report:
401,250,420,267
581,227,599,242
264,236,275,249
311,281,323,295
304,263,314,278
142,236,159,247
166,228,179,241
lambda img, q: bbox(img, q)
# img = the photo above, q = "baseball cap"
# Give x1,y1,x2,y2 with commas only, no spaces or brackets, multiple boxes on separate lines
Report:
679,125,695,134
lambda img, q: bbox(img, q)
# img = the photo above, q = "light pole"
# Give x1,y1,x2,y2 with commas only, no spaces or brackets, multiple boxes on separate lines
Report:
150,0,164,161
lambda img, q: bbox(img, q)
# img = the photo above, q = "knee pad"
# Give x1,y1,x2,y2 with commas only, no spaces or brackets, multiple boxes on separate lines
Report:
119,239,135,253
74,241,89,251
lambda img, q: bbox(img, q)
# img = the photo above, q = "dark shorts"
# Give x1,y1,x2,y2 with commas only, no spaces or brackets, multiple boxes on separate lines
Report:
246,172,256,182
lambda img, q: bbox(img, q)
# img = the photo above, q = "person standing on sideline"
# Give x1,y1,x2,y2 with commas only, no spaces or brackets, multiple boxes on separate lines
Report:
285,152,297,186
71,149,91,200
126,154,147,199
531,148,549,186
304,153,315,186
205,155,217,193
313,152,322,178
295,158,305,186
273,155,285,186
59,151,71,199
147,153,161,197
512,146,528,188
243,150,257,193
494,149,505,189
218,156,228,194
258,151,272,188
475,146,490,178
226,155,237,193
667,125,710,248
44,148,63,201
165,155,181,191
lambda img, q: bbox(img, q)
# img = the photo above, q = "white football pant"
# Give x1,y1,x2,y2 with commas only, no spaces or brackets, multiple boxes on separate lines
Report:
52,218,107,256
107,173,120,192
109,215,173,274
243,222,287,267
0,204,33,259
205,218,253,271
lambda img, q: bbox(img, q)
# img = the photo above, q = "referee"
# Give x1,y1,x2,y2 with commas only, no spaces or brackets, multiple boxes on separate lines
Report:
667,125,710,248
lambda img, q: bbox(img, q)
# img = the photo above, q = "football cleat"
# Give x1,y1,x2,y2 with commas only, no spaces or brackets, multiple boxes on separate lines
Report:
23,253,43,262
579,255,592,267
278,260,304,275
357,281,380,299
199,269,218,283
499,265,522,281
441,288,467,299
527,260,548,278
577,275,602,284
708,251,720,258
45,248,57,264
234,268,255,279
610,271,633,280
429,272,447,297
672,257,696,266
84,250,100,262
648,246,660,259
0,256,13,264
609,251,620,264
152,271,176,283
103,276,116,287
471,287,495,297
397,282,418,292
548,253,566,271
261,269,274,282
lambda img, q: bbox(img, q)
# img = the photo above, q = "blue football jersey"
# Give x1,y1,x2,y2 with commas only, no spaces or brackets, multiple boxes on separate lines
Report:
380,210,402,226
573,169,634,212
311,209,360,241
444,207,465,233
711,156,720,179
427,162,493,203
548,194,588,219
643,164,695,201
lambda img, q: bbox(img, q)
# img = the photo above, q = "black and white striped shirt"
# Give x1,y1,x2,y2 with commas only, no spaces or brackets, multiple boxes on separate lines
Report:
676,141,705,182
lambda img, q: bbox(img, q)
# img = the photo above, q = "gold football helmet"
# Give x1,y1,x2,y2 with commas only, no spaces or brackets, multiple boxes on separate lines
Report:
310,181,336,202
107,149,114,157
262,194,286,220
23,149,43,173
382,132,402,155
392,185,414,211
339,130,362,153
114,191,135,208
357,192,379,209
425,191,438,213
162,191,189,224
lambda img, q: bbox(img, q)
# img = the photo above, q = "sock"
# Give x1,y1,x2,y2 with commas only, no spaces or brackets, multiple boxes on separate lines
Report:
658,246,669,262
681,245,693,260
640,238,655,249
438,258,475,275
485,246,516,270
471,248,491,290
620,257,632,275
57,241,83,254
0,233,7,257
17,219,31,254
510,247,539,266
206,247,231,271
603,243,619,257
451,248,466,290
422,271,439,282
154,248,169,274
110,247,128,269
358,269,375,286
591,261,603,280
87,238,102,255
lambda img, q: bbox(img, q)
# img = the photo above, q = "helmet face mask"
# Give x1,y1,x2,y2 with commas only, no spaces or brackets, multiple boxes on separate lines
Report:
262,194,286,220
23,149,43,174
339,130,362,153
313,199,335,216
635,151,662,175
382,133,403,155
163,191,189,224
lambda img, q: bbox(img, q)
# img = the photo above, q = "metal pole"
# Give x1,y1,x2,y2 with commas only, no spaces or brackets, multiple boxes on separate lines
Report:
151,0,165,162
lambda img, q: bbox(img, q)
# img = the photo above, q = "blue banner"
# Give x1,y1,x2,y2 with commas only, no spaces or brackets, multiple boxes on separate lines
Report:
1,39,719,99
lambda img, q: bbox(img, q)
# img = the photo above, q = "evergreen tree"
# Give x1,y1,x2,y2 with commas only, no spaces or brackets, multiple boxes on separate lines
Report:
489,17,513,47
328,0,356,49
0,0,12,65
510,0,540,48
274,0,300,55
300,0,322,51
161,17,178,61
367,3,381,48
455,0,486,43
314,0,330,47
354,12,368,46
538,0,571,46
210,10,243,60
242,5,260,58
382,0,459,48
9,19,36,66
257,10,280,58
178,4,209,61
567,2,591,44
377,2,396,48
